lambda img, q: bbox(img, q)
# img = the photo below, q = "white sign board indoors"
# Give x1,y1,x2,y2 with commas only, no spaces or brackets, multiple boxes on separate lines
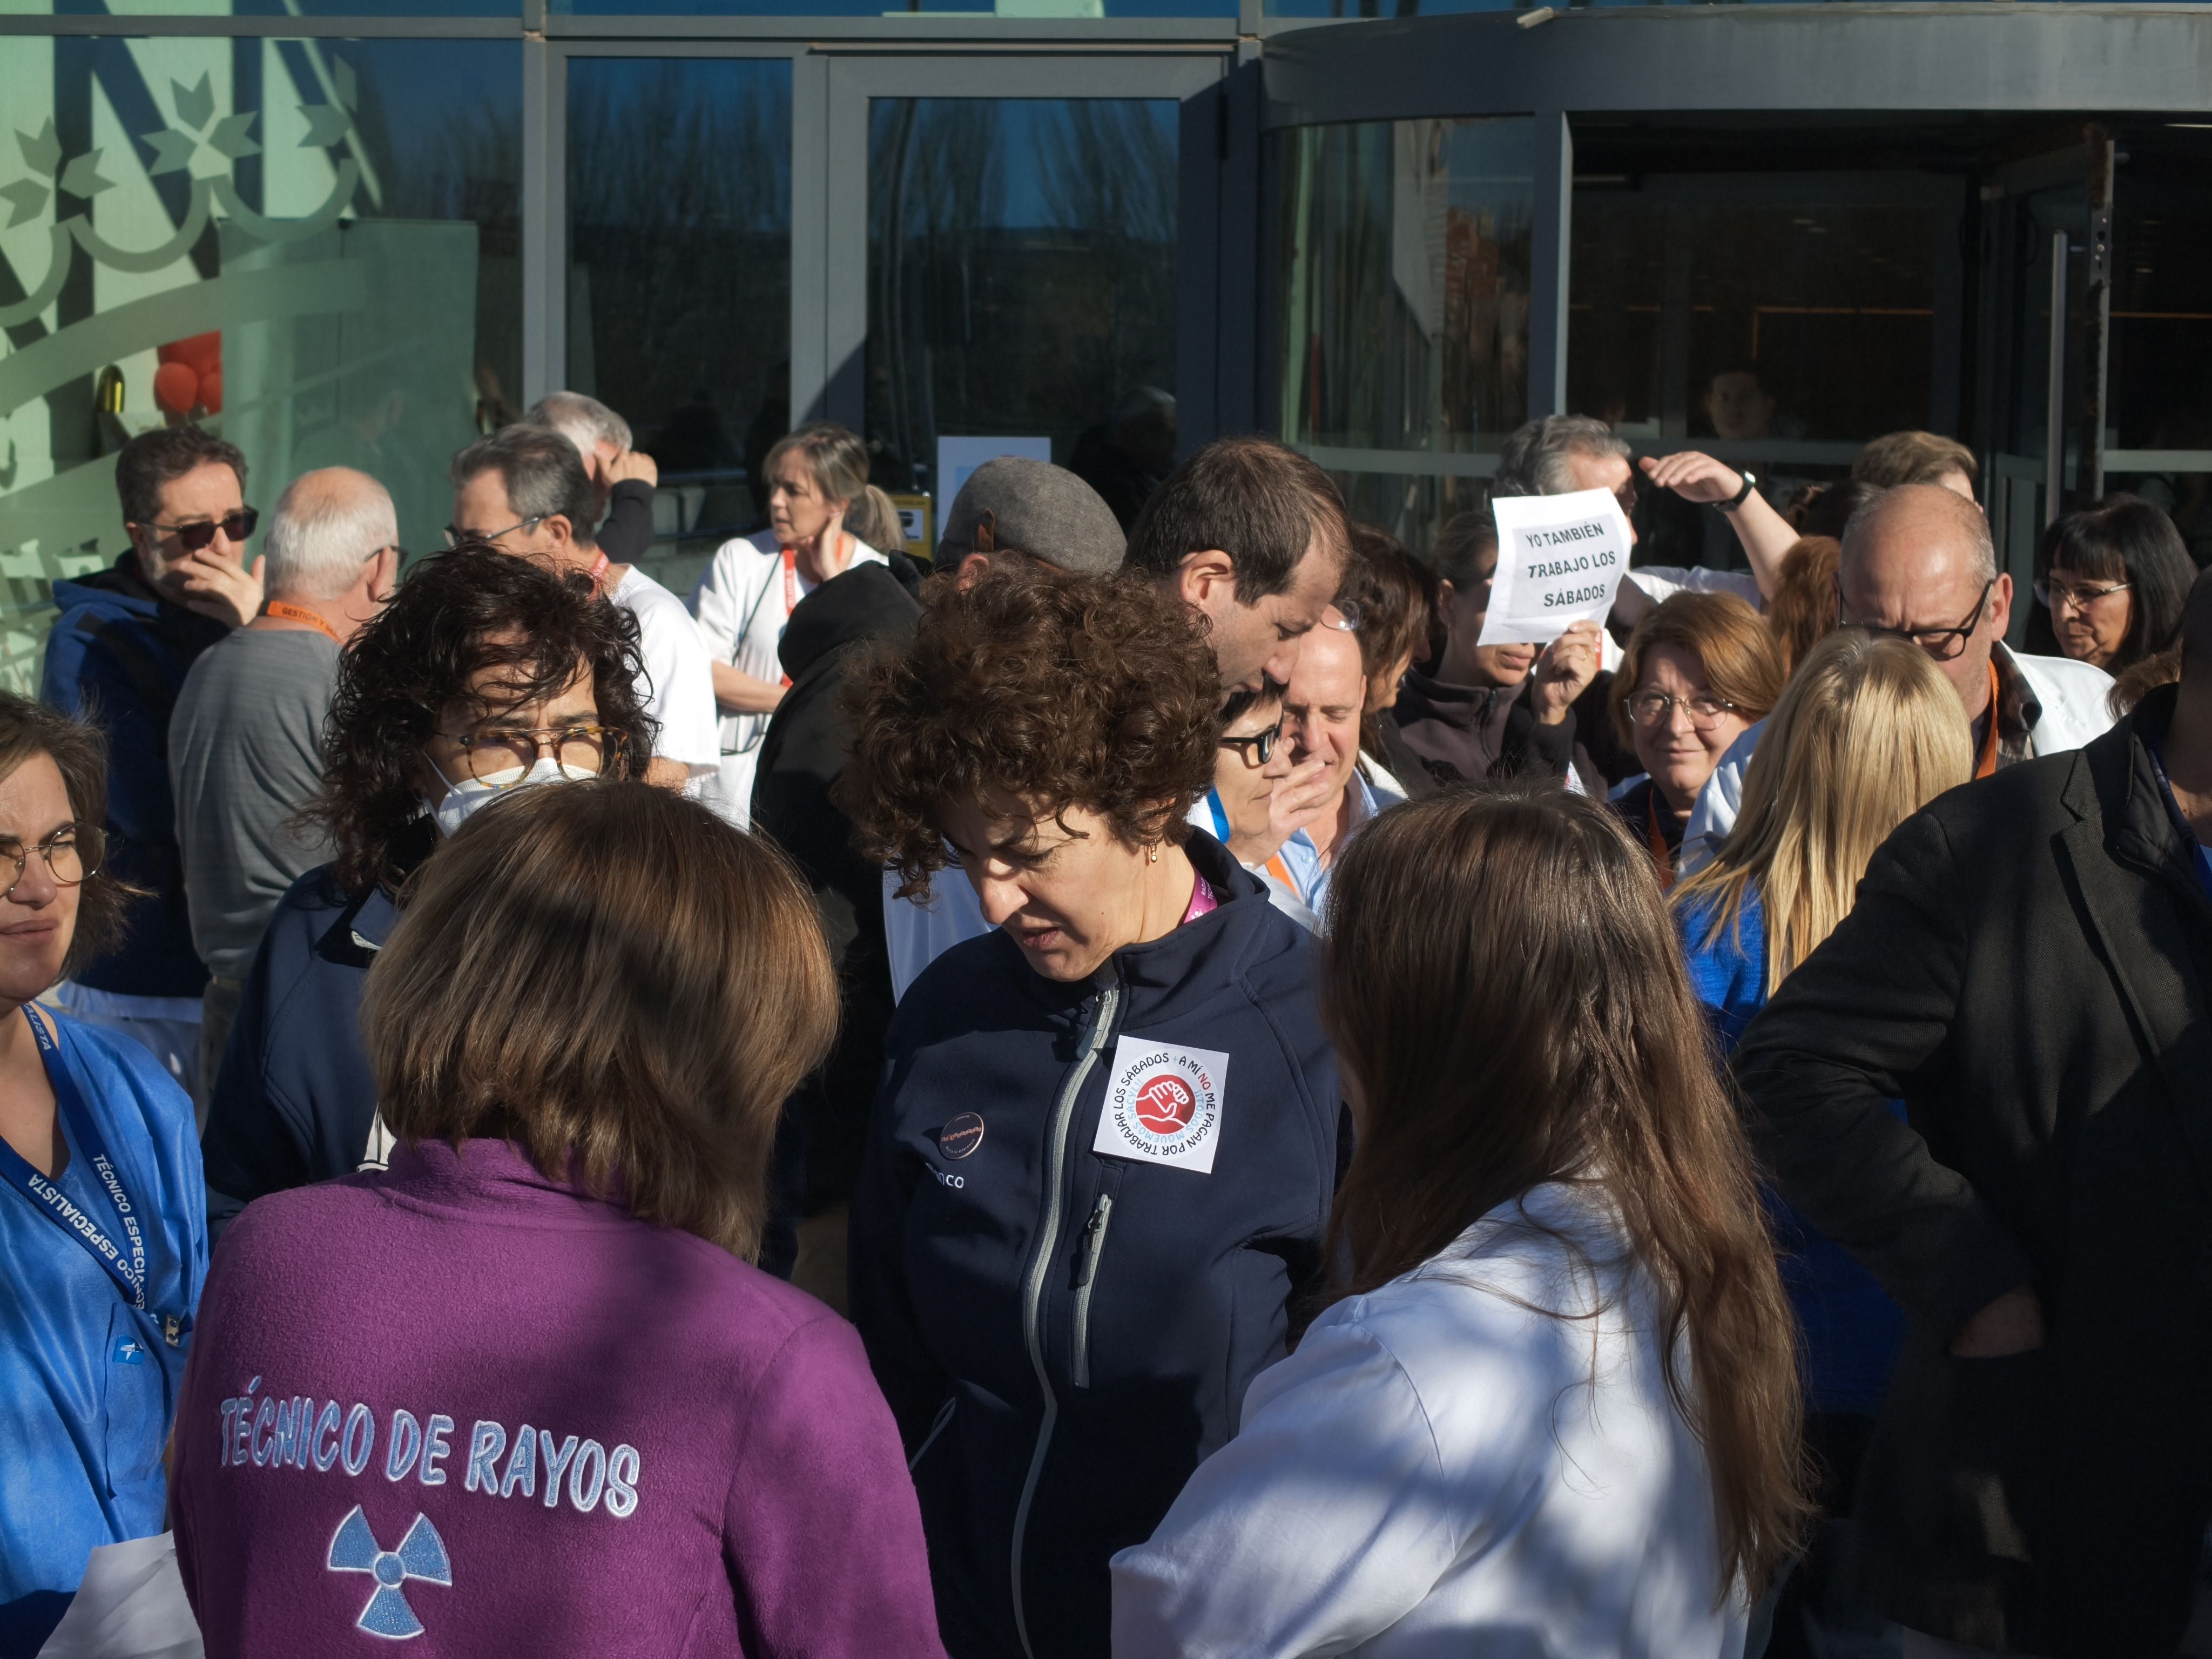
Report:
936,435,1054,506
1476,487,1633,647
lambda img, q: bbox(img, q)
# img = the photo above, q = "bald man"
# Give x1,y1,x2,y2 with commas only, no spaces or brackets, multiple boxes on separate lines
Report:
1681,483,2115,872
1267,614,1406,917
171,467,402,1105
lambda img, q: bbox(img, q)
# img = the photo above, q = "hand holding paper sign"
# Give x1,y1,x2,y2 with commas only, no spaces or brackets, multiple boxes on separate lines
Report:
1477,488,1633,648
1529,619,1603,725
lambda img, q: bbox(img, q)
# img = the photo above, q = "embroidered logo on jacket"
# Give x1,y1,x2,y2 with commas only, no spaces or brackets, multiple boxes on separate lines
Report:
327,1506,451,1640
1091,1036,1229,1174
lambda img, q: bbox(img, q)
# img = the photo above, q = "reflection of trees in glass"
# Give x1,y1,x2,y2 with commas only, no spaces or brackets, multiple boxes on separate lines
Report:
1277,117,1530,544
568,60,791,474
868,99,1177,491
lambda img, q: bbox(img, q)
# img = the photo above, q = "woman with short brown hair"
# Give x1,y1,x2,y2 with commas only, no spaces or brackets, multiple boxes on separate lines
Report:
1114,785,1808,1656
842,561,1341,1659
0,692,207,1653
170,781,943,1657
1609,591,1786,885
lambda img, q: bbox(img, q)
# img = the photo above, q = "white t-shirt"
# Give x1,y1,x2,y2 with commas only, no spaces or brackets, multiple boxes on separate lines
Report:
1111,1180,1744,1659
690,530,888,826
609,567,721,790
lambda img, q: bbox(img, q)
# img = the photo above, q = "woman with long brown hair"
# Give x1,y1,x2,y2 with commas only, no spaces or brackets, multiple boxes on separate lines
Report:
1112,785,1806,1657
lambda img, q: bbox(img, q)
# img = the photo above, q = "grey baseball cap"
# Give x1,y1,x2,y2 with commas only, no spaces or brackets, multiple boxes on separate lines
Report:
936,457,1125,577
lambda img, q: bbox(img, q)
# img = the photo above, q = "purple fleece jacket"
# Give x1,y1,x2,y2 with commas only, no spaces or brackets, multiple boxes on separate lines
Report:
171,1138,942,1658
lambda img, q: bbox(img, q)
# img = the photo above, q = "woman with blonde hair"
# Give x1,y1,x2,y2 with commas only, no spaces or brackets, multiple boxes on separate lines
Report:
1113,785,1807,1657
1672,628,1971,1656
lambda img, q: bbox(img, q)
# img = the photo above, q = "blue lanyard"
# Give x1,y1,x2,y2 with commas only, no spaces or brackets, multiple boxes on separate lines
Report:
0,1006,184,1343
1206,789,1232,845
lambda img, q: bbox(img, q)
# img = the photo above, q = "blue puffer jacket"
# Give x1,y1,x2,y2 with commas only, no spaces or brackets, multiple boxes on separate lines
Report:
849,831,1343,1659
39,558,226,998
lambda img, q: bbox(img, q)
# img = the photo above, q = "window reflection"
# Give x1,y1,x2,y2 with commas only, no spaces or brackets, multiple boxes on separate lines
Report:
1,38,520,689
867,98,1179,528
567,57,792,559
1275,116,1532,548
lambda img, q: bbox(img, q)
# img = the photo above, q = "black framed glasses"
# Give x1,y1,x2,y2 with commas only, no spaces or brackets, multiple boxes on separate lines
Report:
144,508,258,551
0,825,107,898
444,516,544,549
1218,723,1282,766
1626,690,1739,732
1842,575,1995,662
2035,576,2129,613
442,724,625,784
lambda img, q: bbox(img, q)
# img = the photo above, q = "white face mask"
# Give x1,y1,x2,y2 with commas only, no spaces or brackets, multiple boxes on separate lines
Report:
427,753,595,838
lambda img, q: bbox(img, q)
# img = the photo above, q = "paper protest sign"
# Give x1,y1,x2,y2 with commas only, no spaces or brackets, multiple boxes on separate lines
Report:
1476,487,1633,646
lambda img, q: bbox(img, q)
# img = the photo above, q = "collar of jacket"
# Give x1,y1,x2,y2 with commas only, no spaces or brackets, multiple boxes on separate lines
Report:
2078,683,2210,916
1991,642,2044,763
778,560,921,683
1021,828,1280,1026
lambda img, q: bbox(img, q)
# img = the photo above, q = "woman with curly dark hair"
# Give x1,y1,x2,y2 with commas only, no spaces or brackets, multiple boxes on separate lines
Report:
840,561,1341,1659
198,543,653,1237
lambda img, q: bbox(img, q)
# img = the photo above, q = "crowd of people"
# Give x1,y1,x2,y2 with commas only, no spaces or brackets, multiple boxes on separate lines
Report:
3,388,2209,1659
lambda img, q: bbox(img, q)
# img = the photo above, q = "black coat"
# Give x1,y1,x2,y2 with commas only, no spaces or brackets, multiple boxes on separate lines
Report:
1734,684,2212,1656
752,561,921,1213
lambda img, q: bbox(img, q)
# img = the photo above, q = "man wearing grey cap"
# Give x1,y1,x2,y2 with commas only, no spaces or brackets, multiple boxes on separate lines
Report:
934,455,1128,581
884,458,1128,1000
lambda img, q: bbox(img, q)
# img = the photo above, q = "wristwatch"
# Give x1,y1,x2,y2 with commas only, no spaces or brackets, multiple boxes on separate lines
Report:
1718,470,1759,513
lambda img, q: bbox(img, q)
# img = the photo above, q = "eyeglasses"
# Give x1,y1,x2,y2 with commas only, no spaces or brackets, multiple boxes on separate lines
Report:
0,825,107,899
1218,723,1282,766
1840,575,1995,662
143,508,258,551
2035,577,2129,613
442,724,625,784
444,516,544,550
1626,690,1739,731
1323,601,1364,632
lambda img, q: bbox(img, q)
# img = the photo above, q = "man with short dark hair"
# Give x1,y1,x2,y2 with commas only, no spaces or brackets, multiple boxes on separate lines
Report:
1735,567,2212,1657
41,424,267,1096
449,425,717,795
1121,436,1348,697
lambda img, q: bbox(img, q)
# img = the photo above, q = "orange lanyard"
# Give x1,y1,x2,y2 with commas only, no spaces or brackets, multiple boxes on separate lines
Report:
1974,660,2002,780
1647,791,1676,892
262,601,341,645
589,550,609,590
774,535,850,689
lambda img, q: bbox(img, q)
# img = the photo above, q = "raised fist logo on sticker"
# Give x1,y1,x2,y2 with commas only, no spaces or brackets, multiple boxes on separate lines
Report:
1092,1036,1230,1175
1133,1075,1196,1136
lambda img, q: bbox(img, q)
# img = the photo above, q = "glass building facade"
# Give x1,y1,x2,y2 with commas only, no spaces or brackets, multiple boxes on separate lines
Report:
5,0,2211,676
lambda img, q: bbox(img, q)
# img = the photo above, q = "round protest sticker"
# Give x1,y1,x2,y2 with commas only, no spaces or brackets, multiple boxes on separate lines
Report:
939,1112,986,1159
1092,1037,1228,1174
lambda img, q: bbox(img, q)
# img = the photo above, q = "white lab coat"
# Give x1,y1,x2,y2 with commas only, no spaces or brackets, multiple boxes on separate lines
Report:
1110,1181,1745,1659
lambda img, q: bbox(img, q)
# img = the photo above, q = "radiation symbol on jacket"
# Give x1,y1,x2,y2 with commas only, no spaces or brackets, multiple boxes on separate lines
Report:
326,1506,452,1639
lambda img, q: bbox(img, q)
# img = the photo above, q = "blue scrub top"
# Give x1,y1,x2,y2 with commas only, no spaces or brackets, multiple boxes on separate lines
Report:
0,1010,206,1617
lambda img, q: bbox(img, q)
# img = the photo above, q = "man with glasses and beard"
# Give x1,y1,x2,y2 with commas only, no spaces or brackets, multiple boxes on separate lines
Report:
39,424,267,1101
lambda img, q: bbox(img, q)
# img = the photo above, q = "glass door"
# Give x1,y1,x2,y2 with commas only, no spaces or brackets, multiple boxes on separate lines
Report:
821,53,1228,543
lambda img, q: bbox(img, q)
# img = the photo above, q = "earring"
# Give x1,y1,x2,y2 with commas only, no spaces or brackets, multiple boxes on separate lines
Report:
1147,845,1160,864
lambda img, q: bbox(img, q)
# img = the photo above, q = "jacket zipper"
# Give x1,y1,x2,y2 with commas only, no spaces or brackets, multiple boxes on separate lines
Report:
1008,982,1120,1659
1069,1192,1116,1389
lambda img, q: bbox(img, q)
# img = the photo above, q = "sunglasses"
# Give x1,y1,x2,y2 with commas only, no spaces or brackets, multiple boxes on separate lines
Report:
144,507,259,551
1219,723,1282,765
